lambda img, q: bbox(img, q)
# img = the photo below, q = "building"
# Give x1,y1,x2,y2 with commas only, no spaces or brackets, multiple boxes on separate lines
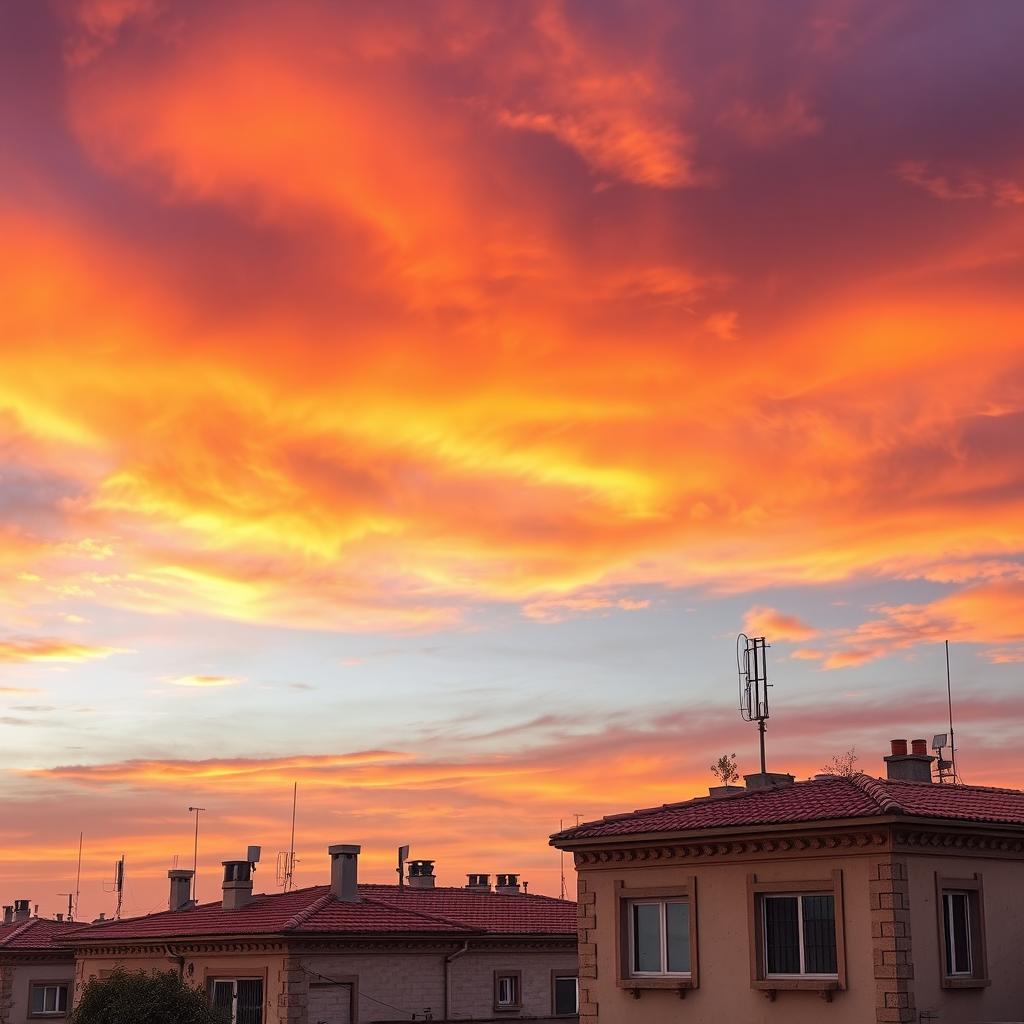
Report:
0,903,76,1024
68,847,578,1023
550,739,1024,1024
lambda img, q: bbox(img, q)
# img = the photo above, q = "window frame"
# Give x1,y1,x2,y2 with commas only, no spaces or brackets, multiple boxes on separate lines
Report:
493,969,522,1012
614,878,699,994
206,973,266,1024
27,980,72,1019
550,971,579,1017
935,873,990,989
747,871,846,995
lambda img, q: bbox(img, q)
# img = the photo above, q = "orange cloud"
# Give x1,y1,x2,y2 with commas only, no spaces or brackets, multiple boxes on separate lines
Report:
742,606,818,642
0,637,121,664
168,675,243,689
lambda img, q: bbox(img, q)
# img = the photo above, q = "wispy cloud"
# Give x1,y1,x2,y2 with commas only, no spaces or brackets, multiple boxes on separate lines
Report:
0,637,122,664
168,674,244,689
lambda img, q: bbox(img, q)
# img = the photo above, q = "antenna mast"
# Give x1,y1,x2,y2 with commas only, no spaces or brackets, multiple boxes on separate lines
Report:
945,640,958,783
114,856,124,920
737,634,771,773
286,783,298,892
188,806,205,902
74,832,83,922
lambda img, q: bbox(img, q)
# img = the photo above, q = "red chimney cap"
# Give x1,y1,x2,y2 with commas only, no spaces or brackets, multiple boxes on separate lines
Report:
890,739,908,756
911,738,928,756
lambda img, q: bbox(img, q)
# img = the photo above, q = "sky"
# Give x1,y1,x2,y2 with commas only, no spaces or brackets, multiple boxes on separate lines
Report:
1,0,1023,921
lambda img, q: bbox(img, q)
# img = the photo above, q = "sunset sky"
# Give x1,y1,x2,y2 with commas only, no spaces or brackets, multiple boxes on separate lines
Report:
2,0,1023,921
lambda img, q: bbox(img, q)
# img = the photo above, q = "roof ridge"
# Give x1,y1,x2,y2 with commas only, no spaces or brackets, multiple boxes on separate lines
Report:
0,918,39,947
848,772,904,814
359,894,477,932
284,890,335,930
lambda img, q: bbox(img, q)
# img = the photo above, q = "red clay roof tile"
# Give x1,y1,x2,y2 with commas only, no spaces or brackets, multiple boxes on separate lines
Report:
551,774,1024,842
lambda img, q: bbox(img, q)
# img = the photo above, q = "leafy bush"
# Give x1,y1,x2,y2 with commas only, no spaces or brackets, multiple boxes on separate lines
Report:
70,968,225,1024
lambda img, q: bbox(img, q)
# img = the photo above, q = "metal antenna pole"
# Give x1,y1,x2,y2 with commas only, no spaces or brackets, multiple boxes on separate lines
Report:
945,641,958,783
188,807,205,902
758,719,767,774
286,783,298,893
74,833,83,922
559,819,566,901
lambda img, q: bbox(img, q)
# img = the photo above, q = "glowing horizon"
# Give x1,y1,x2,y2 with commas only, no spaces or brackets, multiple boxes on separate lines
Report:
1,0,1023,919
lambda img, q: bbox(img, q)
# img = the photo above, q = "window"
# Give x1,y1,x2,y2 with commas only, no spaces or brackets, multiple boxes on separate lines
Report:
762,894,837,976
936,874,988,988
747,871,846,993
493,971,521,1011
552,973,578,1016
29,983,69,1017
629,900,691,975
615,879,699,993
210,979,263,1024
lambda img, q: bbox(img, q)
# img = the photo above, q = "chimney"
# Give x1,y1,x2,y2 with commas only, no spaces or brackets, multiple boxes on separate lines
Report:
55,913,63,922
329,844,361,902
407,860,436,889
168,869,195,912
2,906,12,926
495,873,521,895
743,772,795,791
465,873,491,893
885,738,934,783
221,860,254,910
13,900,31,922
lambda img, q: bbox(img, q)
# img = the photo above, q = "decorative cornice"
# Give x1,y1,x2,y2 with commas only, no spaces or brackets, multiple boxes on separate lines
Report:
573,830,890,867
894,829,1024,856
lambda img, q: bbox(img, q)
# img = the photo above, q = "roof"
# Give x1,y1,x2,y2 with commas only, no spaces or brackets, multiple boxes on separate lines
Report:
68,883,576,943
551,774,1024,843
0,917,77,952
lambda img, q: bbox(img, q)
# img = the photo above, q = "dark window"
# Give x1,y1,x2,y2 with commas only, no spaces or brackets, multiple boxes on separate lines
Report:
495,973,520,1009
763,894,836,977
553,975,578,1014
630,899,691,975
29,984,69,1016
943,892,972,976
210,979,263,1024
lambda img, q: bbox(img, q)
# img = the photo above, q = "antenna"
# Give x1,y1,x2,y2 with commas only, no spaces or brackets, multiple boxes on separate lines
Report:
287,783,297,892
114,856,124,919
187,806,205,902
945,640,959,783
74,832,83,922
737,633,771,773
397,845,410,890
57,893,73,921
559,819,566,900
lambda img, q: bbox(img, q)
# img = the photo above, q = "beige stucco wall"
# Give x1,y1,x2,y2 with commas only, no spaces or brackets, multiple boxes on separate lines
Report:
580,852,878,1024
302,948,577,1022
907,853,1024,1024
2,961,75,1024
75,944,578,1023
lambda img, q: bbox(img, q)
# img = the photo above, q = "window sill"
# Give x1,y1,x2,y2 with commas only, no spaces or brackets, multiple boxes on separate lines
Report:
618,978,695,999
493,1006,523,1012
941,977,990,990
753,979,841,1002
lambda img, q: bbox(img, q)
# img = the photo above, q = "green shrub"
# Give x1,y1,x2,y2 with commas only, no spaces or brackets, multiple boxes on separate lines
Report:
70,968,225,1024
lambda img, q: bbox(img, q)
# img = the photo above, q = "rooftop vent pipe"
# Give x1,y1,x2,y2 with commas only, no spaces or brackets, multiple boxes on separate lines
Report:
329,844,361,903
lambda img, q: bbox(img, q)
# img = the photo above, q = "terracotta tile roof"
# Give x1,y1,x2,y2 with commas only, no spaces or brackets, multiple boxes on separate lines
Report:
550,775,1024,842
68,884,576,943
0,918,77,951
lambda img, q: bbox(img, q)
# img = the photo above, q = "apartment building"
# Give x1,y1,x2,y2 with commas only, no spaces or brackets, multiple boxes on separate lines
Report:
0,903,75,1024
551,739,1024,1024
68,848,578,1023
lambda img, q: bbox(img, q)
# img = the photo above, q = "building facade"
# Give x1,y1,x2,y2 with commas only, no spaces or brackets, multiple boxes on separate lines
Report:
69,847,578,1023
551,740,1024,1024
0,907,76,1024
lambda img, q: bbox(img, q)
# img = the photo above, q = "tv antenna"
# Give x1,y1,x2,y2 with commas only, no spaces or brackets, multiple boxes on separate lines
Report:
102,856,125,919
932,640,961,784
737,633,771,773
74,832,83,922
188,806,205,902
276,783,300,892
397,845,410,890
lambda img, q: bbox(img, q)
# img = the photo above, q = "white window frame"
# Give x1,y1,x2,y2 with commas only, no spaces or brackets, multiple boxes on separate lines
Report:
628,898,691,978
29,983,69,1017
762,893,838,980
494,971,521,1009
210,978,263,1024
943,890,973,976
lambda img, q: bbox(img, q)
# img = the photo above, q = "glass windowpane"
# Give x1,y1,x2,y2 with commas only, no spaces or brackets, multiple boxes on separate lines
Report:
44,987,57,1012
31,987,45,1013
945,893,972,975
554,976,578,1014
57,987,68,1012
802,895,837,974
632,903,662,973
665,901,691,973
236,980,263,1024
764,896,801,974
